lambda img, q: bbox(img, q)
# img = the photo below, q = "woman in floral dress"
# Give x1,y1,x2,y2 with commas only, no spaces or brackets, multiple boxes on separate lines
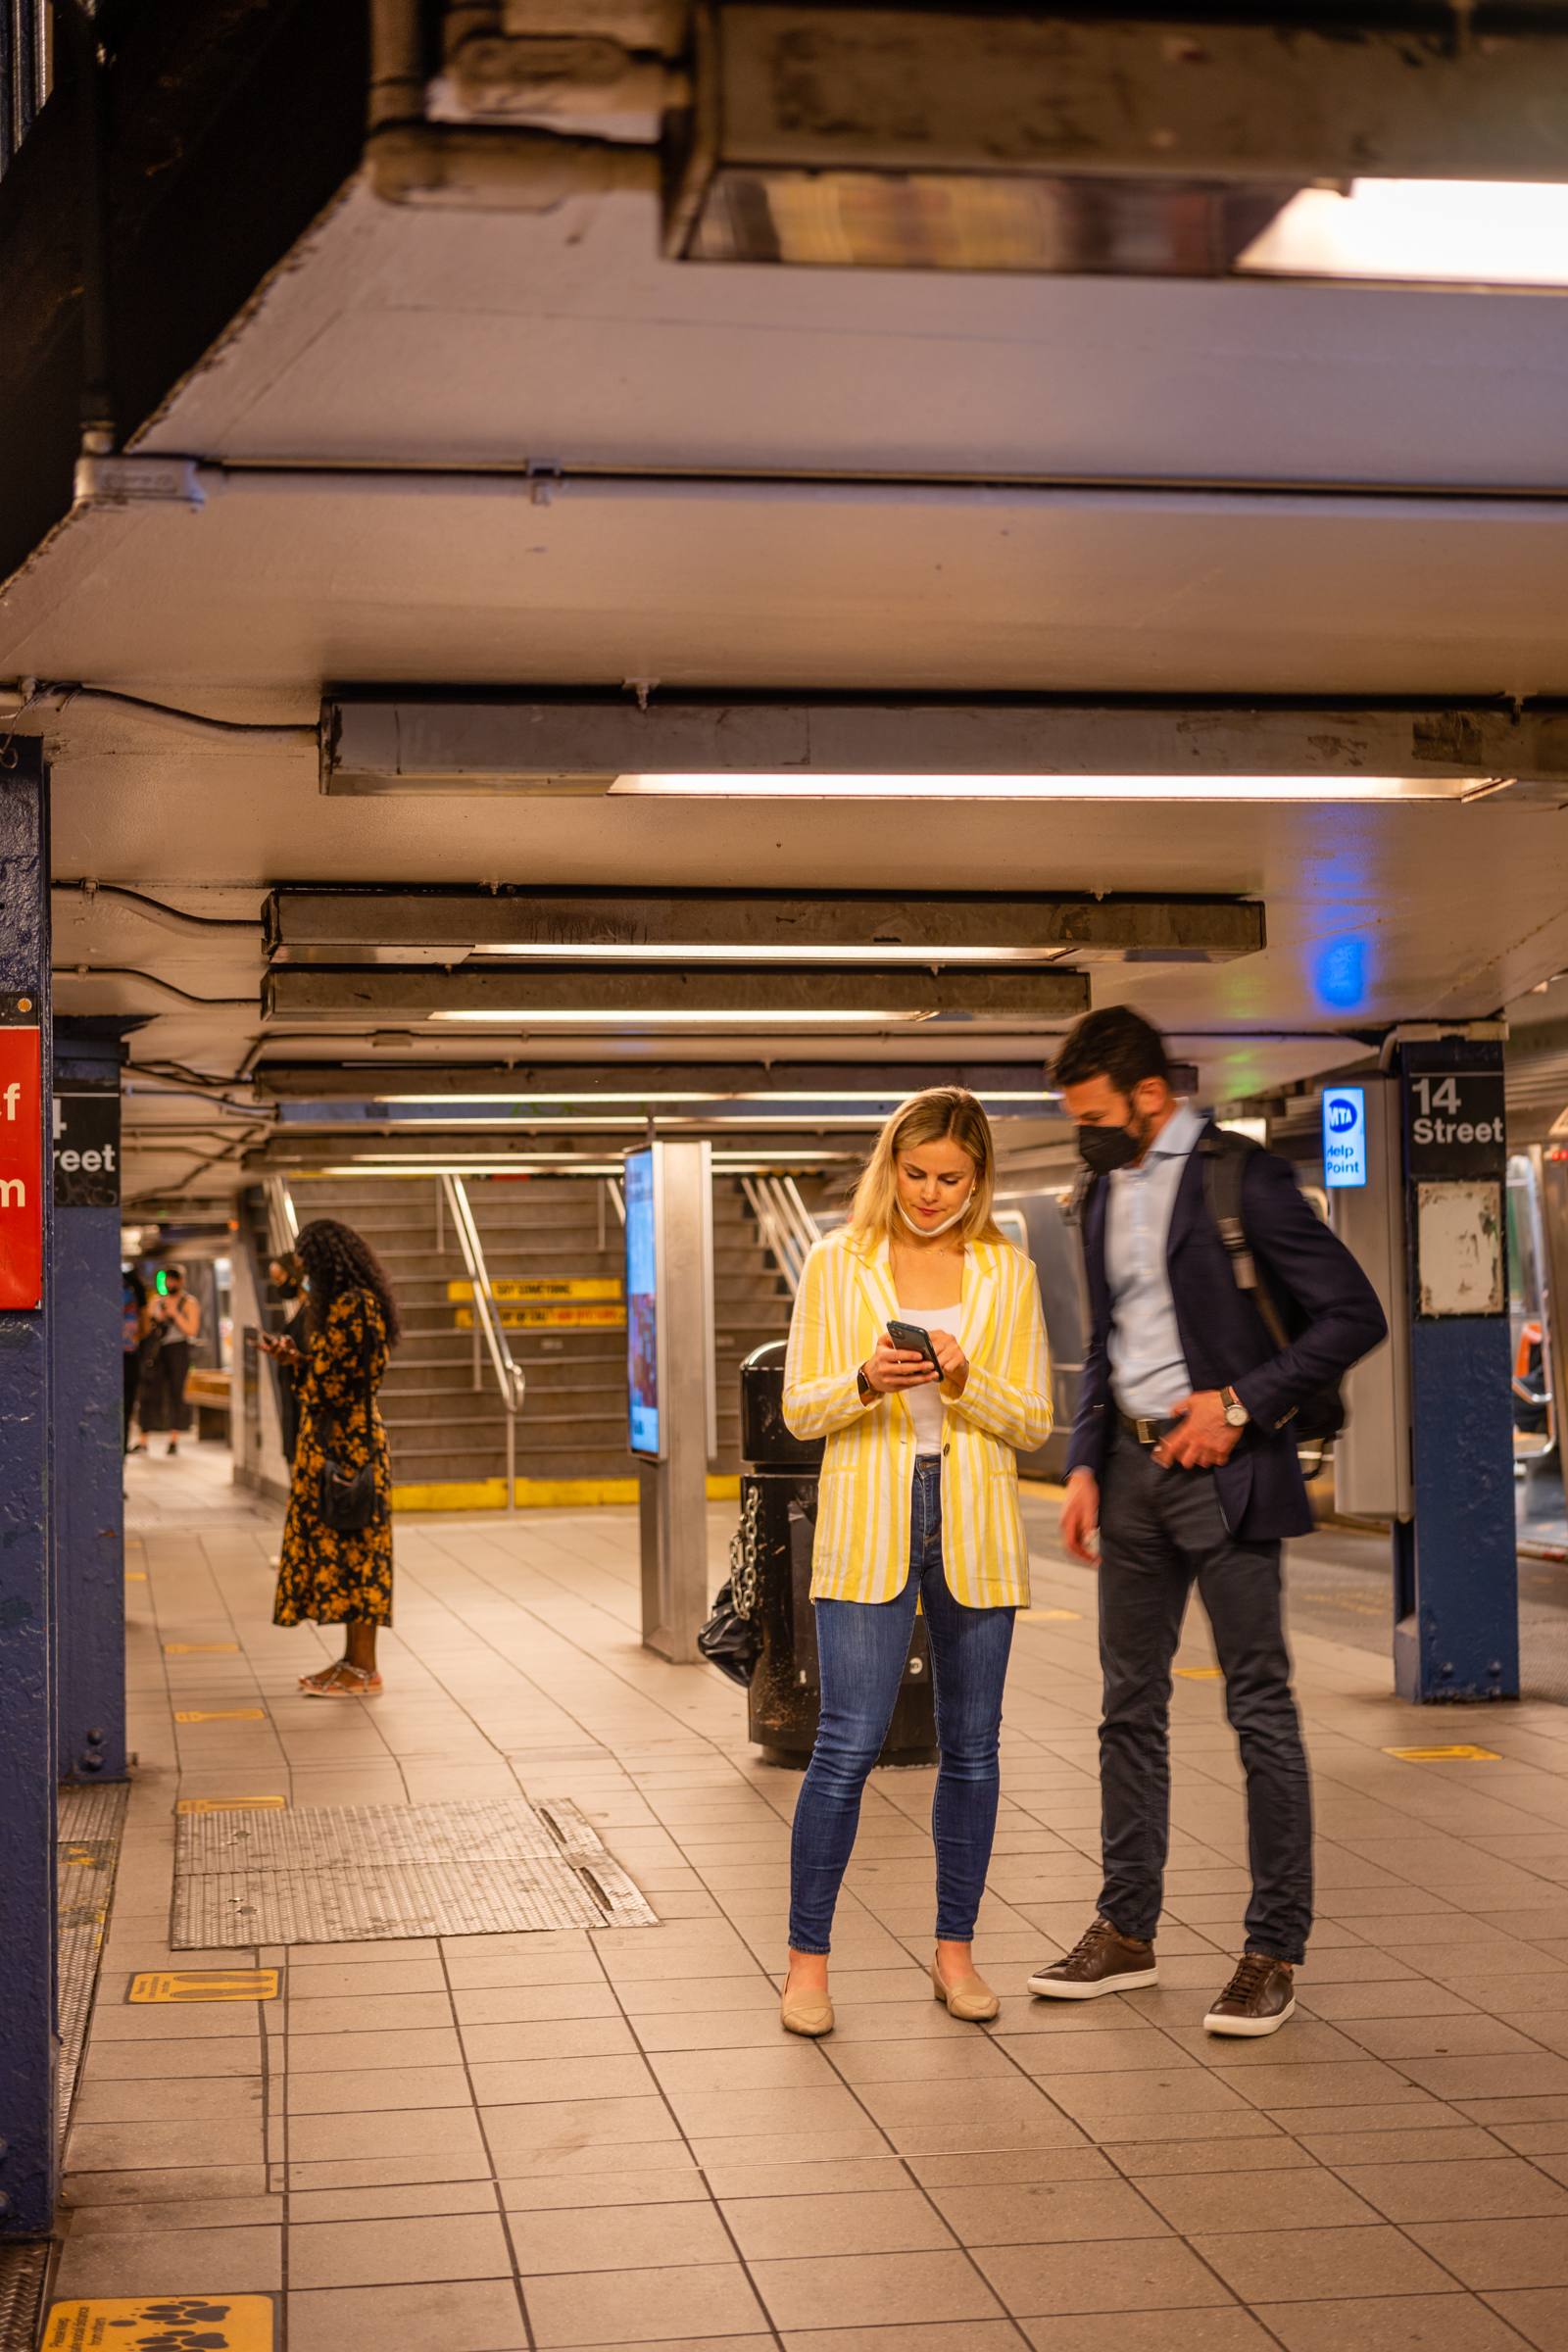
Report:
264,1219,400,1696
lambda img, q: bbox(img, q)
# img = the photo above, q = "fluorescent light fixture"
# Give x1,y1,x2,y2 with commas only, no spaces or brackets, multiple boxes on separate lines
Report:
1239,178,1568,287
611,773,1503,802
300,1112,896,1129
311,1152,856,1175
426,1008,935,1024
464,944,1073,962
377,1090,1052,1104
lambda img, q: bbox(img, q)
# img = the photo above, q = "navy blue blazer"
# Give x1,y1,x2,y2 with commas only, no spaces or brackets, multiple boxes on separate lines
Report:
1065,1124,1389,1543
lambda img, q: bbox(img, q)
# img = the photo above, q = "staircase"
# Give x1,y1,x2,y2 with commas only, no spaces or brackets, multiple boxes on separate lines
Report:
273,1173,792,1502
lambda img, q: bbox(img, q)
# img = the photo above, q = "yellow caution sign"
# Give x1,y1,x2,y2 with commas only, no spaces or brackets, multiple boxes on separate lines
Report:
448,1277,620,1301
1174,1666,1225,1681
1017,1607,1083,1622
176,1796,286,1814
43,2296,274,2349
164,1643,240,1655
454,1303,626,1329
1384,1743,1500,1762
173,1710,265,1724
128,1970,280,2005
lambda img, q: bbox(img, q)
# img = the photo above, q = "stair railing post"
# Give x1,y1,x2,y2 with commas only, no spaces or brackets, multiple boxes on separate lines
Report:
441,1172,526,1510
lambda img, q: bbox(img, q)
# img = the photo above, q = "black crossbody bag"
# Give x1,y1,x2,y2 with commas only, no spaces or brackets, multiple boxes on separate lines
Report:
317,1298,382,1534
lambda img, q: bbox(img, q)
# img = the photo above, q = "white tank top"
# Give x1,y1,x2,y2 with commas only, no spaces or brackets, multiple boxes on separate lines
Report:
898,1300,964,1455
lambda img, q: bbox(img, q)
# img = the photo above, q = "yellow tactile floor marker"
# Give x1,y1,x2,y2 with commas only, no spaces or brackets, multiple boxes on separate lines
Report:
43,2296,273,2349
175,1797,286,1814
164,1642,240,1654
173,1709,265,1723
1384,1743,1500,1761
127,1970,279,2004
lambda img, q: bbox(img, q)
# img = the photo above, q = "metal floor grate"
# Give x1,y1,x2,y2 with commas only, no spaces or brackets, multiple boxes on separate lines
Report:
56,1783,129,2157
0,2245,48,2352
172,1794,658,1948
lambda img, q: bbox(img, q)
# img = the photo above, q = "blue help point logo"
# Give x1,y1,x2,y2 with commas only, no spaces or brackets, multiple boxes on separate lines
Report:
1327,1097,1358,1132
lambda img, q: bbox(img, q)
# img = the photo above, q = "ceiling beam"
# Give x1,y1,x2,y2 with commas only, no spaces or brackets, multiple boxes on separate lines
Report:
260,966,1093,1022
319,694,1566,798
248,1059,1056,1100
264,887,1262,964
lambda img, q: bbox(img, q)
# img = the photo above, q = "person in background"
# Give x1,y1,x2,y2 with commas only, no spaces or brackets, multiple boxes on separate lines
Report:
268,1250,307,1464
139,1263,201,1457
122,1268,149,1453
779,1087,1051,2037
265,1219,399,1697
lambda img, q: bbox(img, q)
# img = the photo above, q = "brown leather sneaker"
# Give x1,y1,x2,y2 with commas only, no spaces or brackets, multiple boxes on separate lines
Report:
1203,1952,1296,2037
1028,1916,1158,2000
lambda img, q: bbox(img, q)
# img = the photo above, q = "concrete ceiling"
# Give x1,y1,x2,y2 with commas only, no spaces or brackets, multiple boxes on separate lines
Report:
8,172,1568,1205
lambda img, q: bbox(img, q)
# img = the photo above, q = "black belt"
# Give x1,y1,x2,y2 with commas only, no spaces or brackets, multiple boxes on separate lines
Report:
1117,1411,1180,1446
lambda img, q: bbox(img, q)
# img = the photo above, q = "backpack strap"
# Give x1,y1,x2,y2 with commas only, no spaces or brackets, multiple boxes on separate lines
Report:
1199,1132,1290,1354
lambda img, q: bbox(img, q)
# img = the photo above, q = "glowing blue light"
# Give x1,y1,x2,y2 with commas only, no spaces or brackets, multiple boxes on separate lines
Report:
1314,939,1367,1010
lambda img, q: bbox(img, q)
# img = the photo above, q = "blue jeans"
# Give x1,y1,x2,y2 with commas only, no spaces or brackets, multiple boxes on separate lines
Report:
788,1457,1016,1953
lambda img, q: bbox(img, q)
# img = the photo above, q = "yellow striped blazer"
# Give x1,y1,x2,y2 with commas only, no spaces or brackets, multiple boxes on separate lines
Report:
782,1227,1052,1608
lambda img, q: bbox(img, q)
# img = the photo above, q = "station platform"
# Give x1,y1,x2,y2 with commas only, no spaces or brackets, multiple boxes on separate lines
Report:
54,1454,1568,2351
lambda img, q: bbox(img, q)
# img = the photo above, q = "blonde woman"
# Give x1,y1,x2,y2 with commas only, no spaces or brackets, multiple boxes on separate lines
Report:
780,1088,1051,2036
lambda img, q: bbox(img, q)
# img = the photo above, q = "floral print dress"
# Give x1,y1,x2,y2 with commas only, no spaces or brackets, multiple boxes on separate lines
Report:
273,1288,394,1627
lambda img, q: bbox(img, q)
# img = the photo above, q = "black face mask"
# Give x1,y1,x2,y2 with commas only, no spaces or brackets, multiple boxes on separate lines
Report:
1076,1121,1144,1176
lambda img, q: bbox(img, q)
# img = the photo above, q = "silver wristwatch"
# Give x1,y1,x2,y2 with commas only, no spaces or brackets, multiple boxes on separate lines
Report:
1220,1386,1250,1429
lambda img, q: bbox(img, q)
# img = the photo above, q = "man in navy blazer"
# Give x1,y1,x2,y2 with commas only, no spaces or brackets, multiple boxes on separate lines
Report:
1027,1007,1387,2038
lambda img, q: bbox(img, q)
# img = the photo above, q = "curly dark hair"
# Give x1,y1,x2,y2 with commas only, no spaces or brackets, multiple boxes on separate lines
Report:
294,1219,402,1347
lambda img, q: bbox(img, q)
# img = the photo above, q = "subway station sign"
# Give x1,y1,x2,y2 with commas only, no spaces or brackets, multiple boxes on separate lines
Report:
1404,1068,1507,1180
54,1080,121,1207
0,994,42,1308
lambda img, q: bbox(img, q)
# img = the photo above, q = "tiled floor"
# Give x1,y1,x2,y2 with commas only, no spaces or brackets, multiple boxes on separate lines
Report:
62,1454,1568,2349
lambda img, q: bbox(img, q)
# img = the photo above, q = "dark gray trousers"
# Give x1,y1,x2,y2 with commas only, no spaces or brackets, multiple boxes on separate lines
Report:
1097,1426,1313,1966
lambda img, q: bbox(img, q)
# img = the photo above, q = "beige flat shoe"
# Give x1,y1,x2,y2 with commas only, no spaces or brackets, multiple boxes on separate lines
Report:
931,1954,1000,2023
780,1982,834,2036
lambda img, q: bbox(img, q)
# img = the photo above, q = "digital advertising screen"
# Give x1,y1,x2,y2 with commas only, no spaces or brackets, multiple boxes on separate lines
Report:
625,1148,661,1457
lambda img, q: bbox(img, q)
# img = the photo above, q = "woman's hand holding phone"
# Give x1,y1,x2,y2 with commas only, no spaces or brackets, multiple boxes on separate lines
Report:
861,1325,969,1396
862,1330,940,1394
259,1333,305,1366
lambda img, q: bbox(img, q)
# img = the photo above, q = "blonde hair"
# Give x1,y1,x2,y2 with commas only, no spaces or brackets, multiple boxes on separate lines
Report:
848,1087,1004,1251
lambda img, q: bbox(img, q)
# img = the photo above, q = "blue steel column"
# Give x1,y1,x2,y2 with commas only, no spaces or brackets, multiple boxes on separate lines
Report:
52,1023,128,1784
0,740,56,2233
1393,1034,1518,1704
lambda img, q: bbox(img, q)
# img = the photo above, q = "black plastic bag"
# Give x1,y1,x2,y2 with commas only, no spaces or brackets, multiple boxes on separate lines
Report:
698,1577,761,1688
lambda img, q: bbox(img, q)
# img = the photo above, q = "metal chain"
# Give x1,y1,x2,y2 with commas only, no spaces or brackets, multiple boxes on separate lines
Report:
728,1482,760,1618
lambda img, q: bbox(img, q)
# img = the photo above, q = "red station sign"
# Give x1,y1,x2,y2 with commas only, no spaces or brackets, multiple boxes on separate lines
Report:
0,1022,42,1308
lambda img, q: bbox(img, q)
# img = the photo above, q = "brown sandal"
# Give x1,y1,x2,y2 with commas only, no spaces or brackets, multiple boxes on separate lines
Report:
300,1662,382,1698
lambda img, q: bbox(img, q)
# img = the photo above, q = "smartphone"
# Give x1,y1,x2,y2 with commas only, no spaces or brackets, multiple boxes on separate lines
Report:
886,1318,942,1372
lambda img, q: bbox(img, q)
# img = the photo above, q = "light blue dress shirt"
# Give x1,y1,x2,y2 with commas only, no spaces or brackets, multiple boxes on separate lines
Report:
1105,1099,1205,1421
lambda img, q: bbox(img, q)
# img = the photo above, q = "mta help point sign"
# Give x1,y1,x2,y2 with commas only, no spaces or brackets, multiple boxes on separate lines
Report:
1323,1086,1367,1189
0,1020,42,1305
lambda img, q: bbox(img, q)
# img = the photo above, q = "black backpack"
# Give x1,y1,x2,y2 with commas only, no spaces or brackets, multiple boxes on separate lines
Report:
1197,1130,1346,1448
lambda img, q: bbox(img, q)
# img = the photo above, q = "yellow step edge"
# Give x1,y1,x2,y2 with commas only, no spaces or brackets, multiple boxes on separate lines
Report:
392,1474,742,1512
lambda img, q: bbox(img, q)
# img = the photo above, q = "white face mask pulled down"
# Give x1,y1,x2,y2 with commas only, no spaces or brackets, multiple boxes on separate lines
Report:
898,1195,972,1240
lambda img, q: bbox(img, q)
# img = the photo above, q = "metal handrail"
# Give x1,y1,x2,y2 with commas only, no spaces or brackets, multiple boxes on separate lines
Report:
264,1175,298,1256
742,1173,817,1297
441,1174,527,1512
776,1176,820,1271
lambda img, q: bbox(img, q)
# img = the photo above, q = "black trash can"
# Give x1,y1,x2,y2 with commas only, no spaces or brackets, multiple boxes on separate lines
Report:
738,1341,939,1770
